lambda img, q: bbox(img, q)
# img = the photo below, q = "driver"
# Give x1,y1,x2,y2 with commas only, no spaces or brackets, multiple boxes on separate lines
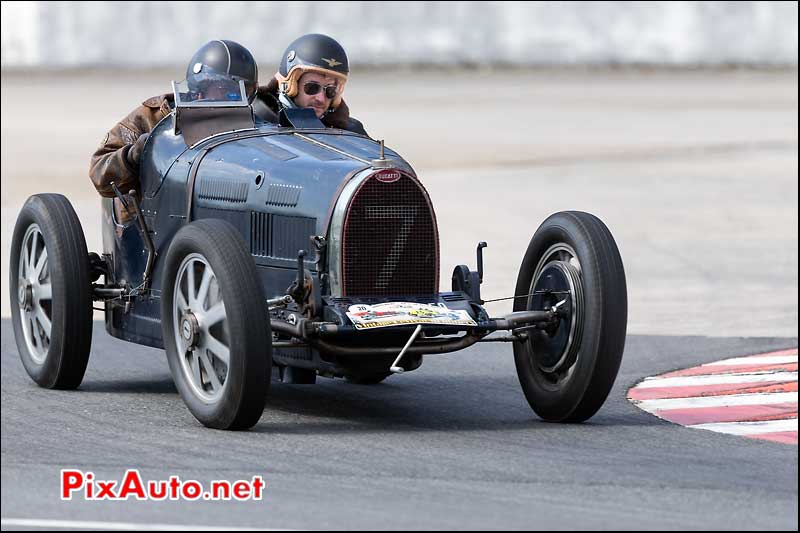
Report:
89,39,258,223
253,34,368,136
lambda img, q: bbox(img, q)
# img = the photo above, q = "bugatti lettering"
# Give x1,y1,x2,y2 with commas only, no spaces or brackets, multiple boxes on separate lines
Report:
374,170,402,183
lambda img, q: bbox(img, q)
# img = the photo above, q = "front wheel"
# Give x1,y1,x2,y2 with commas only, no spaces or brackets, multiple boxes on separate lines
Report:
9,194,93,389
513,211,627,422
161,219,271,430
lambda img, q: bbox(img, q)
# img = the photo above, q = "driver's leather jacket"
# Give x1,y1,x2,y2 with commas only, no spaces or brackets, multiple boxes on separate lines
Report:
89,93,173,200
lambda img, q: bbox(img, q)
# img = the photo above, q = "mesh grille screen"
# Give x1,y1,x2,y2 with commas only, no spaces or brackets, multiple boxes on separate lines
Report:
342,175,437,296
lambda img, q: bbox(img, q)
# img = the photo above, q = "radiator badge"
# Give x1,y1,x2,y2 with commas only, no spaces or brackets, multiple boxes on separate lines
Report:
373,169,402,183
346,302,477,330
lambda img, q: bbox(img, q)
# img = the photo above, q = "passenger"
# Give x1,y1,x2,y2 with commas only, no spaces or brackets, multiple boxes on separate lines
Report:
89,39,258,223
253,33,368,136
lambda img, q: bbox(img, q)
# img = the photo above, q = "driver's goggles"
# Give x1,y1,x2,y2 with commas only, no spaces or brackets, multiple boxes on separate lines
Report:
303,81,339,99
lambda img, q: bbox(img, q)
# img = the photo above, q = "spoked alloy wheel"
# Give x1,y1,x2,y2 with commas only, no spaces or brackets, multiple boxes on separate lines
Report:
173,254,230,403
17,224,52,364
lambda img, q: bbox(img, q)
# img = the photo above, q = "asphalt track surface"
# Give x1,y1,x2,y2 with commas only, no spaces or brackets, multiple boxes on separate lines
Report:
1,319,797,530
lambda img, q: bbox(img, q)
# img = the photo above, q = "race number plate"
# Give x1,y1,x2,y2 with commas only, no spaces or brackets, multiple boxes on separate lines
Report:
346,302,477,331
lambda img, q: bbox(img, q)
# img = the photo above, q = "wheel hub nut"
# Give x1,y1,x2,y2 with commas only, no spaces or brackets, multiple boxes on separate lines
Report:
181,312,200,348
18,282,33,311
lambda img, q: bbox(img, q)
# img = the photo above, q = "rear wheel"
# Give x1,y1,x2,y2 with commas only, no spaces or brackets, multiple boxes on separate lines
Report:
9,194,93,389
513,211,627,422
161,219,271,430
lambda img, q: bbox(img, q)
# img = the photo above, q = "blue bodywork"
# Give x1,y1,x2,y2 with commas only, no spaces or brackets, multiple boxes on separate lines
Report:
102,114,415,349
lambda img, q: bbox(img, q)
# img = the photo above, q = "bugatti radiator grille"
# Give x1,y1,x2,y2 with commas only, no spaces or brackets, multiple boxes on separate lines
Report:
342,174,438,296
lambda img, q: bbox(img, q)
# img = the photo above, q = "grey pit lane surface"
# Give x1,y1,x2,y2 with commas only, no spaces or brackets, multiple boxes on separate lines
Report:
1,319,797,530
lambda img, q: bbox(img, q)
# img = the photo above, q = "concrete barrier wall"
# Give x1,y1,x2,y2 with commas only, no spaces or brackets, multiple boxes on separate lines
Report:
2,1,797,69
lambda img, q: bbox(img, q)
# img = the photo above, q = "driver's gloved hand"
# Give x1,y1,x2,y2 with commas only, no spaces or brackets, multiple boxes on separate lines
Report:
126,132,150,167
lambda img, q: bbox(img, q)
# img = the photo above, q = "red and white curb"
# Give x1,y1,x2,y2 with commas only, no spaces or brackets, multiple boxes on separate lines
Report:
628,348,798,445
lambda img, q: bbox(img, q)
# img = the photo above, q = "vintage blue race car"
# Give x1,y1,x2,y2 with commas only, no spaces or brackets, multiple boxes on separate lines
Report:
10,79,628,430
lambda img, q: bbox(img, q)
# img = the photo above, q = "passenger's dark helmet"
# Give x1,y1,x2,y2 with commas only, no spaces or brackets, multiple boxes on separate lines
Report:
186,40,258,101
276,34,349,109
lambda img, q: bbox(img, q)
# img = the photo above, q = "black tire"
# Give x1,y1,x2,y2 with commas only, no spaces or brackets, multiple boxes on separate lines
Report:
513,211,627,422
9,194,93,389
345,372,392,385
161,219,270,430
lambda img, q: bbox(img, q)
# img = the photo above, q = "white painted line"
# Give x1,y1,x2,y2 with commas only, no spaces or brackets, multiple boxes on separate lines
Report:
633,391,798,411
689,418,798,436
635,371,797,389
0,518,289,531
706,355,797,366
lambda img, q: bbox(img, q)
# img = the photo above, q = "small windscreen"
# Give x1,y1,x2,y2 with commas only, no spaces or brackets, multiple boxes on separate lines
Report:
172,76,249,107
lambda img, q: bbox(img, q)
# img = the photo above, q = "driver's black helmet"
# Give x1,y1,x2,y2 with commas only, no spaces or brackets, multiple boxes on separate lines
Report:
186,40,258,101
276,34,349,108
